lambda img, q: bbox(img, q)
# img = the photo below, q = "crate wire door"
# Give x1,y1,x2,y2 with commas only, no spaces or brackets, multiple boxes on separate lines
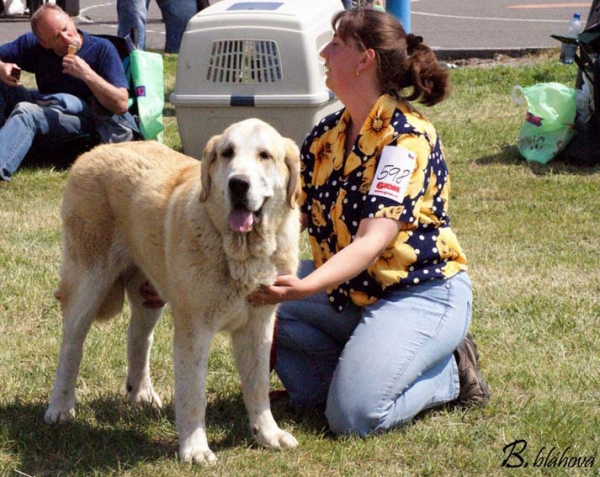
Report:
206,39,283,84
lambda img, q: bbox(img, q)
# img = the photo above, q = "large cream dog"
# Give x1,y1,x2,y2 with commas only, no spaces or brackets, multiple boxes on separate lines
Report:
44,118,301,464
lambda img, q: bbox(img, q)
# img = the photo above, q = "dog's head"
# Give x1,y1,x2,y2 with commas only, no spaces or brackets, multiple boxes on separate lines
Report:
199,119,300,234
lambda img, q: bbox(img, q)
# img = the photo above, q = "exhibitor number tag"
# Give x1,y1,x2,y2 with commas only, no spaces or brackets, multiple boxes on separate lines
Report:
368,146,416,203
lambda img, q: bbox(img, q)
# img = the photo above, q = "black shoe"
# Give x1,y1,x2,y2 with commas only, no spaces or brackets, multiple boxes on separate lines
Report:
454,333,491,407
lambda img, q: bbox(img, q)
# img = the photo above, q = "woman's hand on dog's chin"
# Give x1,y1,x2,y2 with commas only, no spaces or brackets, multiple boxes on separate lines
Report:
248,275,311,305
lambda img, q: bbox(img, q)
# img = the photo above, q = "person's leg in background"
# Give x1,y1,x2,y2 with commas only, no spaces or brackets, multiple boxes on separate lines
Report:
156,0,197,53
117,0,149,49
0,90,93,181
0,83,35,180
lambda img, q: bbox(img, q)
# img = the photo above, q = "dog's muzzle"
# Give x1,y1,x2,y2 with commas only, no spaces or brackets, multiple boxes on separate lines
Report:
228,176,262,233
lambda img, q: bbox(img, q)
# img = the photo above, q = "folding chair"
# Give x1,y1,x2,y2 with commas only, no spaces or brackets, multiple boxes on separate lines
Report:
551,1,600,166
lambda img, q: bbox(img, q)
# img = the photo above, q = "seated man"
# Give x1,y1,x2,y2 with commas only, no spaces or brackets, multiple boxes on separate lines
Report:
0,4,138,182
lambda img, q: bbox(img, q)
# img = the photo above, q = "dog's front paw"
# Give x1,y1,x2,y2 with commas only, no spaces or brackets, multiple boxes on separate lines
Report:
255,427,298,449
44,406,75,424
179,444,218,466
127,383,163,409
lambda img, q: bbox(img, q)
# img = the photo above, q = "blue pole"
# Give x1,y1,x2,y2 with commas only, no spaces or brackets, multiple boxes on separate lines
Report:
386,0,411,33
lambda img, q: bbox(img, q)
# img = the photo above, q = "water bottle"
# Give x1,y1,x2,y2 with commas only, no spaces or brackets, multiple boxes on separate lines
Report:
560,13,582,64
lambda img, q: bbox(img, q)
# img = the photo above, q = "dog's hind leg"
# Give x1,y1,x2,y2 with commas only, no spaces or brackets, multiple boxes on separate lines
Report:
231,307,298,449
124,270,164,408
45,268,123,423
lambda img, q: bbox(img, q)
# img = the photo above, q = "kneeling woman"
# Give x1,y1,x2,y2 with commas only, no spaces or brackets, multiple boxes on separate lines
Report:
249,7,490,436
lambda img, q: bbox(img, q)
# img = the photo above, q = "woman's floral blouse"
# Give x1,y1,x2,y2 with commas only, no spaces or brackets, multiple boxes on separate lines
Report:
300,94,467,312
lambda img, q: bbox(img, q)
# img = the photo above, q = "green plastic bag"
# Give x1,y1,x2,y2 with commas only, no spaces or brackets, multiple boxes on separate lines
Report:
512,82,578,164
129,49,165,142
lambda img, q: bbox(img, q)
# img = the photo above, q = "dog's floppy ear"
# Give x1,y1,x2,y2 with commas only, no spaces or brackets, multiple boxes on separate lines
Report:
284,138,301,209
199,134,220,202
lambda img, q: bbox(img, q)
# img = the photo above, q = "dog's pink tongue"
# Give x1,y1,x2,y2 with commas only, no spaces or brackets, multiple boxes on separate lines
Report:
228,208,254,233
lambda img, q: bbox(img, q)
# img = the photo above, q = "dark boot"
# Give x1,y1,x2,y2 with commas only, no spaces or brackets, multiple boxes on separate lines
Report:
454,333,491,407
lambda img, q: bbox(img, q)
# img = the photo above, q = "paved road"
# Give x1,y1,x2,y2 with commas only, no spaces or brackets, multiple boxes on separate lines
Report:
412,0,591,57
0,0,594,57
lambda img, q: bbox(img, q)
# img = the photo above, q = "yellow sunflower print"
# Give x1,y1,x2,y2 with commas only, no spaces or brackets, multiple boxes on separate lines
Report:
375,205,405,220
309,131,344,186
300,93,467,311
349,290,378,306
358,96,397,155
343,150,362,178
394,134,428,200
331,189,352,250
311,198,327,227
419,169,441,227
436,228,467,264
309,235,334,269
359,156,377,194
368,232,418,289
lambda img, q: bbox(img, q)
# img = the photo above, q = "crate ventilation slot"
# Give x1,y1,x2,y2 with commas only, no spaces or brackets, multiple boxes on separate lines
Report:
207,40,282,83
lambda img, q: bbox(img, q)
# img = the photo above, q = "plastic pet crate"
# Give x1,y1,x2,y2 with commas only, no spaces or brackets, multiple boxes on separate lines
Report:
170,0,343,157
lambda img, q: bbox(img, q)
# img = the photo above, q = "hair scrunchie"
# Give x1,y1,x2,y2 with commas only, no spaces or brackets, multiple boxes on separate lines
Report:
406,33,424,55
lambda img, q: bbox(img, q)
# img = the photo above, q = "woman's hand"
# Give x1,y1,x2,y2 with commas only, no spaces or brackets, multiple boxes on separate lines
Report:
248,274,312,305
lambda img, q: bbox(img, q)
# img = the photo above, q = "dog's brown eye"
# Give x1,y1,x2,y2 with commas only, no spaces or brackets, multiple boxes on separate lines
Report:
258,150,272,160
222,146,234,159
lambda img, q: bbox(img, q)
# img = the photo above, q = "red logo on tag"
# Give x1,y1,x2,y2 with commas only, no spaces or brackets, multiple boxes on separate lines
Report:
376,182,400,193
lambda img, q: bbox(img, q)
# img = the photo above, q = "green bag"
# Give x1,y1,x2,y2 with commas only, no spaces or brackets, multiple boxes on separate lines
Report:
512,82,578,164
129,49,165,142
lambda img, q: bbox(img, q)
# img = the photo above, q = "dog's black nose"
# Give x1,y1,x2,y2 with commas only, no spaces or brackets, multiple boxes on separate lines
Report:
229,176,251,203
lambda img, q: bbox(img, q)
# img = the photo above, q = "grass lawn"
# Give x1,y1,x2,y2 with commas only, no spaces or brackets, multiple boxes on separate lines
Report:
0,50,598,476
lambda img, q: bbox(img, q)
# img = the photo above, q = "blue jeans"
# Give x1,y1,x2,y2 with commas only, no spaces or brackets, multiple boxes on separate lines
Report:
0,84,94,181
274,261,472,436
117,0,197,53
